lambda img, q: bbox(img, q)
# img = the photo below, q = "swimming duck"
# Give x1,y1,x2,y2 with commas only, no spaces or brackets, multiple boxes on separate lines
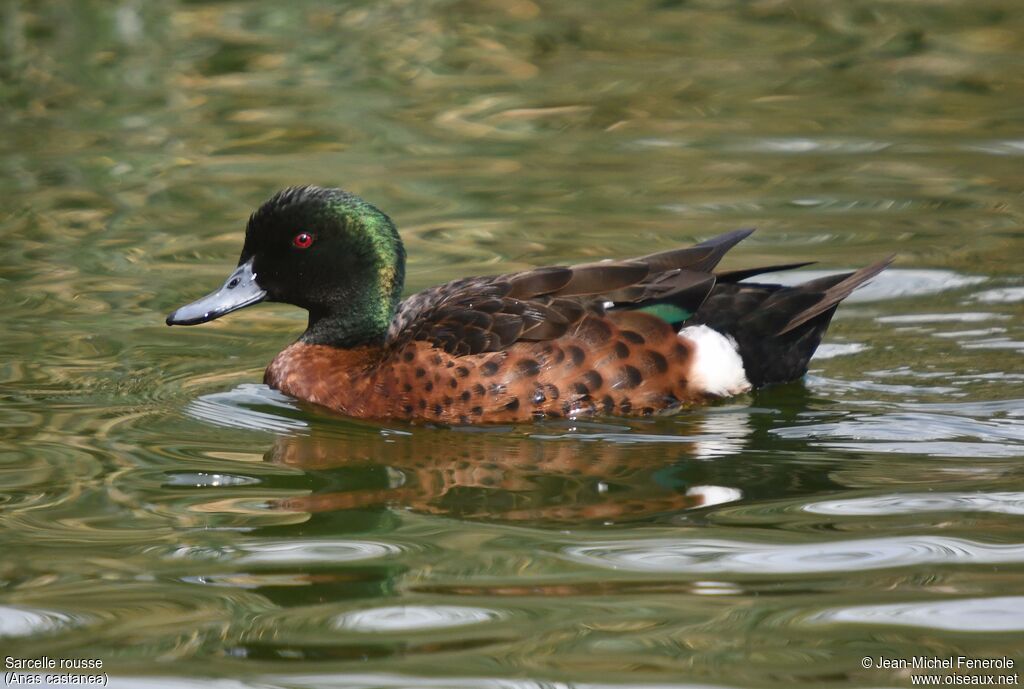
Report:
167,186,890,423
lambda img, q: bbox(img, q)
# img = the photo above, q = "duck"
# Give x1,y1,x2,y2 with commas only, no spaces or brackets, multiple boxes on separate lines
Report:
167,185,891,424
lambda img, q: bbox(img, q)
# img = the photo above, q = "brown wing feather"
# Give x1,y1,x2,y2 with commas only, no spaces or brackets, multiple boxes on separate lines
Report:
387,228,760,357
637,227,753,273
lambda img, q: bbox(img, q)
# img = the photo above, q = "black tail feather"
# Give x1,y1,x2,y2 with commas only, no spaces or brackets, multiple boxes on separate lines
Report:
778,256,893,334
692,256,893,387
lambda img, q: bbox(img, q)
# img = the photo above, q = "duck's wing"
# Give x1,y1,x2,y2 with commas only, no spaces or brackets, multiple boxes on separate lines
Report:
386,229,754,357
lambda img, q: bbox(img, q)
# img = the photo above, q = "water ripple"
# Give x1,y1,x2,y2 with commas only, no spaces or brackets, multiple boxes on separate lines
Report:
876,312,1010,324
806,492,1024,516
164,539,409,565
960,338,1024,351
186,384,308,434
966,140,1024,156
0,605,78,638
772,412,1024,443
233,540,405,565
761,269,985,302
562,536,1024,575
808,596,1024,632
332,605,504,632
820,441,1023,458
2,1,1024,684
972,287,1024,303
163,472,262,488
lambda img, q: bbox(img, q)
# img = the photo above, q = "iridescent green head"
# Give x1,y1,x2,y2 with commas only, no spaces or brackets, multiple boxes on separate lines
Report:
167,186,406,348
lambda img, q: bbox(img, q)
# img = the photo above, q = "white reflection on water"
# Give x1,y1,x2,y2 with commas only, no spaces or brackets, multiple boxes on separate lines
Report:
811,343,868,360
333,605,503,632
691,409,752,459
876,312,1010,324
932,327,1007,339
234,539,402,564
806,492,1024,516
686,485,743,508
0,605,75,638
818,441,1023,458
966,139,1024,155
530,408,752,460
187,384,308,433
808,596,1024,632
163,472,262,488
751,269,986,302
739,137,892,154
960,338,1024,351
971,287,1024,303
771,409,1024,460
562,536,1024,574
772,412,1024,443
807,377,961,395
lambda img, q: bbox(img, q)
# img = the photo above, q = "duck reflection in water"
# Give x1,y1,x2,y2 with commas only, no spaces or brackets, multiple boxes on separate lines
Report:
262,411,755,526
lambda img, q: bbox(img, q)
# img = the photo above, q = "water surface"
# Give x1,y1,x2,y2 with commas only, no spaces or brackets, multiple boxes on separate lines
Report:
1,1,1023,687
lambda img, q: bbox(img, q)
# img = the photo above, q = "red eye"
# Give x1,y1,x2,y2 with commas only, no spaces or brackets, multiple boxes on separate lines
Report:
292,232,314,249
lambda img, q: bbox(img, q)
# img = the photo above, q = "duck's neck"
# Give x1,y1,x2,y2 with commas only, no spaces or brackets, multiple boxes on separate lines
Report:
299,209,405,349
301,307,391,348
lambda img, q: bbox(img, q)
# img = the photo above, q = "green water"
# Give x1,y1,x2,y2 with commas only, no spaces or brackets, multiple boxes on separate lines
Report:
2,2,1023,688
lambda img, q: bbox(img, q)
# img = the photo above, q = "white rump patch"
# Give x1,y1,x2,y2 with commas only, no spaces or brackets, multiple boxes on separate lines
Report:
678,325,751,397
686,485,743,507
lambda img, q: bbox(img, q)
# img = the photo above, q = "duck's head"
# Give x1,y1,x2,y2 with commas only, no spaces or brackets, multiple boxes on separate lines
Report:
166,186,406,348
